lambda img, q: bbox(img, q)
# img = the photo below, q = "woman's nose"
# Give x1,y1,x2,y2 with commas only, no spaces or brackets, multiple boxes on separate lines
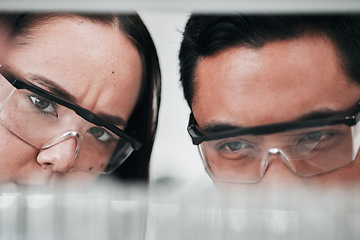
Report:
36,137,78,173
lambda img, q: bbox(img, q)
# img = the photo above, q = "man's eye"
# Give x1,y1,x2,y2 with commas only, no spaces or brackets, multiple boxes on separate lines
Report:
29,95,57,116
225,141,244,151
218,140,254,152
305,132,323,141
214,139,257,160
295,130,338,152
88,127,115,143
298,131,334,144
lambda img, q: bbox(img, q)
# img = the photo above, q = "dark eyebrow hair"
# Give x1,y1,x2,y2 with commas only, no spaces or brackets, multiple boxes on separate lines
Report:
203,123,240,134
296,110,348,121
97,113,126,127
202,106,358,134
29,74,126,127
29,74,76,103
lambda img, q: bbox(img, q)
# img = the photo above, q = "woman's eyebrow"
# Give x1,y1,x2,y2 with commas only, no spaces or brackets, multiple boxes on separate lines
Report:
29,74,76,103
97,113,126,127
29,74,126,127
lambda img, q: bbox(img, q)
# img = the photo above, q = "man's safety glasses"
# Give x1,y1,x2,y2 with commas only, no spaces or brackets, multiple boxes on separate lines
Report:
0,64,141,174
188,107,360,183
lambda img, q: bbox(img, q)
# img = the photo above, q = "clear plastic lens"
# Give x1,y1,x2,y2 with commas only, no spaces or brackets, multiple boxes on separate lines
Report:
0,86,133,174
199,124,355,183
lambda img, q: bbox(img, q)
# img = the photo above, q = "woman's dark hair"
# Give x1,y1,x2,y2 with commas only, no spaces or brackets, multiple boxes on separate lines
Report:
0,12,161,182
179,14,360,108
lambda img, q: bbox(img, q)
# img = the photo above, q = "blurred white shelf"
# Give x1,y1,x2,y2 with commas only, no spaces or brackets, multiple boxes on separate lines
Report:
0,0,360,12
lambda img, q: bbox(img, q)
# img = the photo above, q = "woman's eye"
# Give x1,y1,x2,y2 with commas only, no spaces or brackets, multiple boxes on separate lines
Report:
29,95,57,116
88,127,114,143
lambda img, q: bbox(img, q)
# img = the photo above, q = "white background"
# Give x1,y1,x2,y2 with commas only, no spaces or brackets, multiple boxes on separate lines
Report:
139,12,212,188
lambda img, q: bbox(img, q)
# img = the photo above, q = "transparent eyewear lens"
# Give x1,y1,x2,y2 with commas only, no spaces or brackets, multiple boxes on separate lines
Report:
199,123,357,183
0,76,134,174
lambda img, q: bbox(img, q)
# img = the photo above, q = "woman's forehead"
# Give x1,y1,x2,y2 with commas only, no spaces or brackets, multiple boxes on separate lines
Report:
6,15,143,125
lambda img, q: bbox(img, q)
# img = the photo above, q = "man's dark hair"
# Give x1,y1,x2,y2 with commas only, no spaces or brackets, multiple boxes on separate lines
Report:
179,14,360,108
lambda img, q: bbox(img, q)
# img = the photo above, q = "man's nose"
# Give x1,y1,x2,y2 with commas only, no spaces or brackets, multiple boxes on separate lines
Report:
259,149,303,189
36,137,79,173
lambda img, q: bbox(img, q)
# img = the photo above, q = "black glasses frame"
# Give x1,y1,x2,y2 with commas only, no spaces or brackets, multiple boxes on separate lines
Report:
188,105,360,145
0,64,142,151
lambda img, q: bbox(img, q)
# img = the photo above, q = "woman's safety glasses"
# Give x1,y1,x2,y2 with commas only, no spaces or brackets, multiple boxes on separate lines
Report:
0,64,141,174
188,107,360,183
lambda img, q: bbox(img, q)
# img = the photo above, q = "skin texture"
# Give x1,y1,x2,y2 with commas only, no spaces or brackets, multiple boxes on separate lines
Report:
193,35,360,191
0,17,142,188
0,23,10,62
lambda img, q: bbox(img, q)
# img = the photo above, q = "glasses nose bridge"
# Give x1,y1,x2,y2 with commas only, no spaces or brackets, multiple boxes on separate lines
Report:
41,131,84,158
51,108,97,144
59,106,93,132
260,147,295,177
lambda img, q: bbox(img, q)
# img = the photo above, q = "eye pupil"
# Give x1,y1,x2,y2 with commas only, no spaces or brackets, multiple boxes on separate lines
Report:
35,98,49,109
228,142,243,151
90,127,105,138
307,132,322,141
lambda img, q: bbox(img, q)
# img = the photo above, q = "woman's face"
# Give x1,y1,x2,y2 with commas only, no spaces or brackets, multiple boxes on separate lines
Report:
0,16,142,188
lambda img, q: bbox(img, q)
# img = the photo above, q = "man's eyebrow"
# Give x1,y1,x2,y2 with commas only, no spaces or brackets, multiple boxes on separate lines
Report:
297,107,356,121
202,108,356,134
203,123,242,134
28,74,126,127
28,74,76,103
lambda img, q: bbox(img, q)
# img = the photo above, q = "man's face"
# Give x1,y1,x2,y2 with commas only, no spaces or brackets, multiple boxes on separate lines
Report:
192,35,360,190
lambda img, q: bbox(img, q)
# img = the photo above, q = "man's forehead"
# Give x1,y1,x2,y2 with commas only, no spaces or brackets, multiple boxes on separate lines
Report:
194,37,330,96
192,35,360,129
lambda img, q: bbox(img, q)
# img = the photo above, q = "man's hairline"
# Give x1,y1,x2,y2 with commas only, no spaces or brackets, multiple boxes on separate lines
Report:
189,32,357,111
